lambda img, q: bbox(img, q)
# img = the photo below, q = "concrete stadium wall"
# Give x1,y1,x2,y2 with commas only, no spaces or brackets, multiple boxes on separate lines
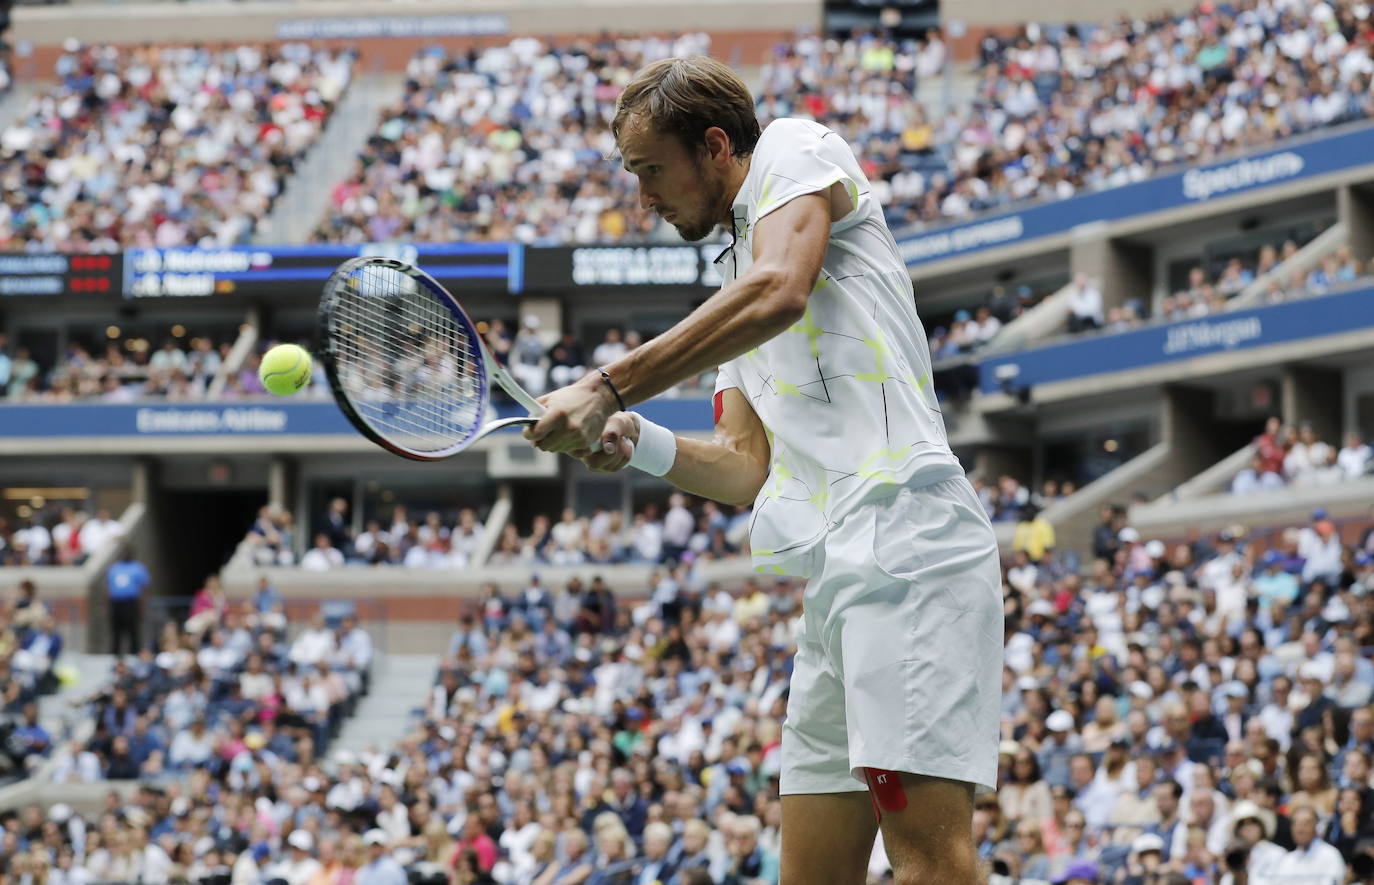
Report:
12,0,814,72
944,0,1194,27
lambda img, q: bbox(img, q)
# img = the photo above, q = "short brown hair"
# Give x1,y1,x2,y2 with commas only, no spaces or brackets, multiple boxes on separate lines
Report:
612,56,760,160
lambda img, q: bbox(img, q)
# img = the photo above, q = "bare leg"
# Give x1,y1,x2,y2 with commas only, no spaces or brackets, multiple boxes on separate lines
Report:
877,772,981,885
779,790,878,885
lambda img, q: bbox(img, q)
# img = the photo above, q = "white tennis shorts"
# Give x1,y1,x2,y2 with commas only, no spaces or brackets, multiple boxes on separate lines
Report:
779,475,1003,796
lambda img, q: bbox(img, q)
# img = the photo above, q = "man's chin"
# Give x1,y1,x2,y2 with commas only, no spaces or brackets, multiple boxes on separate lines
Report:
674,222,714,243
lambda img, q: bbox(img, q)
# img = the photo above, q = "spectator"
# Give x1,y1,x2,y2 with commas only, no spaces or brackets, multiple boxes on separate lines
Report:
1338,431,1372,479
1231,454,1284,495
1013,503,1056,562
511,315,551,397
593,329,629,367
1271,806,1346,881
1067,274,1104,333
300,533,344,571
78,508,123,559
358,830,408,885
105,547,148,655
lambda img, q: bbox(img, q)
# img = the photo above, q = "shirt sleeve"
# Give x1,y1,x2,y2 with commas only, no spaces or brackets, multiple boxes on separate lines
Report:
750,121,870,232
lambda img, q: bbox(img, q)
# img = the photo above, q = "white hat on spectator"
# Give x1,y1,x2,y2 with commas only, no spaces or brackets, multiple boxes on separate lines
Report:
1046,710,1075,732
439,725,457,741
1299,661,1324,681
1017,675,1040,691
302,777,322,792
1231,800,1275,838
1144,539,1165,558
1322,597,1351,623
48,804,72,824
1027,599,1055,617
363,829,389,847
1129,681,1153,700
1141,584,1166,610
522,314,540,329
1118,527,1140,543
1131,833,1165,856
998,740,1021,756
287,830,313,852
333,750,356,766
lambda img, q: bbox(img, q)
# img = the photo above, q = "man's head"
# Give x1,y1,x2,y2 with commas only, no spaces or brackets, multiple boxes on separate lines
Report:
643,821,672,861
1069,753,1096,790
1291,806,1319,847
1153,780,1182,821
613,56,760,242
726,814,760,859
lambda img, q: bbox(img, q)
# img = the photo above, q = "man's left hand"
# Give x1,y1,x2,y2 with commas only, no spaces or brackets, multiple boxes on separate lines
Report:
524,374,618,455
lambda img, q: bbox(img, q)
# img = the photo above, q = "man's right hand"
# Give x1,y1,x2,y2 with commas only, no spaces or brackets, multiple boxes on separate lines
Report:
572,411,639,473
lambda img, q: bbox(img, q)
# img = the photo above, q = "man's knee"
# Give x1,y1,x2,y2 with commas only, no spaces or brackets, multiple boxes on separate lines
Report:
889,840,979,885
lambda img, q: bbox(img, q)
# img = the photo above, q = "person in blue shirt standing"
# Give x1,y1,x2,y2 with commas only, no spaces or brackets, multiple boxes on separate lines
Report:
105,548,149,655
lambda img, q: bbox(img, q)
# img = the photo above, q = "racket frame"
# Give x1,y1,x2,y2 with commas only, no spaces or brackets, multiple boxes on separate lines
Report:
319,256,544,461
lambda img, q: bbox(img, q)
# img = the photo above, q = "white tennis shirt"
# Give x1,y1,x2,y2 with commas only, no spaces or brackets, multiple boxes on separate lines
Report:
714,118,962,578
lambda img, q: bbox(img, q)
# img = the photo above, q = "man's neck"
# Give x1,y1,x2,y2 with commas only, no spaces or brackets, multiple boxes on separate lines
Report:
718,156,753,230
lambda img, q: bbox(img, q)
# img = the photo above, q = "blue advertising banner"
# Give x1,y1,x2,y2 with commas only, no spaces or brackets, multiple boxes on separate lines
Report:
0,398,714,438
978,286,1374,394
896,124,1374,267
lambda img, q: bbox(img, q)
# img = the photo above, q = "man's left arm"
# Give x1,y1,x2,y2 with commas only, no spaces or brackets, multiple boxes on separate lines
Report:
525,191,835,454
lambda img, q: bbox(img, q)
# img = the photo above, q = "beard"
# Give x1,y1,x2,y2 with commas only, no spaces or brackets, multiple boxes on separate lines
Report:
672,162,728,242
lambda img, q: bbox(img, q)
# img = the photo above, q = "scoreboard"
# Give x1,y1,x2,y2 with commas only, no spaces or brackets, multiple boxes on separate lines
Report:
0,253,122,297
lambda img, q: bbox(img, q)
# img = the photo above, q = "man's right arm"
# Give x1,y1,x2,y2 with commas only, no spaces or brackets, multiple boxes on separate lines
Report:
578,388,771,507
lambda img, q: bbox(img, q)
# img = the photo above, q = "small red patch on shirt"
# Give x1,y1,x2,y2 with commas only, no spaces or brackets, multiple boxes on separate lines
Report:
864,767,908,814
713,390,725,425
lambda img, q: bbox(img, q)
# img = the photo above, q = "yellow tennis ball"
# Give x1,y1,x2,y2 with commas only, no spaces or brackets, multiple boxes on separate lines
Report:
259,344,313,396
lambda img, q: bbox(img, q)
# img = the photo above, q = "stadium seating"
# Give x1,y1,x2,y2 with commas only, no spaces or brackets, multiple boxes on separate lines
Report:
0,42,353,251
7,505,1374,882
311,35,709,247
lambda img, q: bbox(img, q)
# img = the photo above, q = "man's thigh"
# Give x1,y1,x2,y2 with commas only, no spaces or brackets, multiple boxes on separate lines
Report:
779,791,877,885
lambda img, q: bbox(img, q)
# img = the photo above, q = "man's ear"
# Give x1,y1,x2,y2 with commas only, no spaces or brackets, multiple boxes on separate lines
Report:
702,127,733,166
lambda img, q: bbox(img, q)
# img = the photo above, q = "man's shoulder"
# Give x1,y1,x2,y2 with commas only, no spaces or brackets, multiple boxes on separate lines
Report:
753,117,840,165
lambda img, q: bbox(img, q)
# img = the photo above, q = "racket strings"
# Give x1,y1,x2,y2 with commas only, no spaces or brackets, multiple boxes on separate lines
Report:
329,262,485,452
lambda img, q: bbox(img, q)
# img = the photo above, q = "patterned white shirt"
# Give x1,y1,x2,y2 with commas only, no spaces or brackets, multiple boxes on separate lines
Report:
714,118,961,578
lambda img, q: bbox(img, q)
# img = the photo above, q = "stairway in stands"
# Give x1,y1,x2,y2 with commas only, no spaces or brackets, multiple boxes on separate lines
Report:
330,654,438,760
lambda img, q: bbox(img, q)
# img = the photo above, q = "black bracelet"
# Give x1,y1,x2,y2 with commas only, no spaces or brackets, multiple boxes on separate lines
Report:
598,368,627,412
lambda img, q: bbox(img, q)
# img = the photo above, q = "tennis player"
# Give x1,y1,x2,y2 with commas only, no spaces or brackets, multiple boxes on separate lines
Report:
526,56,1002,884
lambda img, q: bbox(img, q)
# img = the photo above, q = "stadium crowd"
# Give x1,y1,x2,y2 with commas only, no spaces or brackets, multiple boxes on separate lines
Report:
246,491,753,571
310,34,710,247
8,503,1374,884
312,0,1374,248
892,0,1374,229
0,507,126,568
0,41,353,252
0,333,239,403
0,324,715,404
1232,418,1373,495
6,1,1374,252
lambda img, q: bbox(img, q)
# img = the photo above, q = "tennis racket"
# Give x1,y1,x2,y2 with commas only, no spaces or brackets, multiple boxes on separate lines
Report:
318,256,543,461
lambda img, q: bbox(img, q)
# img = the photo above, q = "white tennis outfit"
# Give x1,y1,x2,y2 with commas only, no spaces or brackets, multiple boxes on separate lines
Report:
714,118,1002,794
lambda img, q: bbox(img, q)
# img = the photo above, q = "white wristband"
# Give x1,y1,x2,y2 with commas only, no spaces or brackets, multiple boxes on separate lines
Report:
628,414,677,477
